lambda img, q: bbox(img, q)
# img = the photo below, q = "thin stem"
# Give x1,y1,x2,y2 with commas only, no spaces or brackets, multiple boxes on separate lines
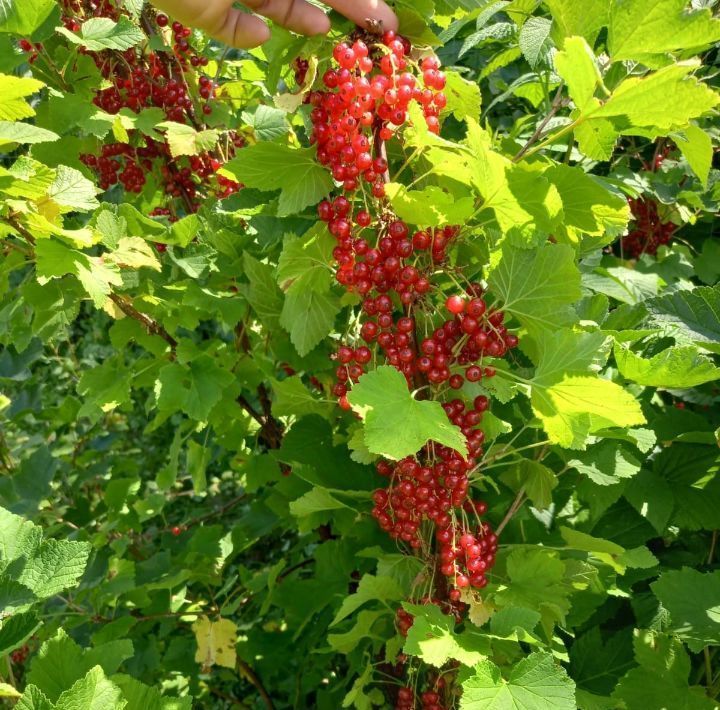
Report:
5,656,15,688
521,119,580,160
238,660,276,710
496,488,527,537
709,530,718,566
703,647,717,692
513,83,566,162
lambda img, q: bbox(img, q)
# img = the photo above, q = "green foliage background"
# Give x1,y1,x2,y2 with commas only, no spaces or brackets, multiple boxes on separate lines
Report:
1,0,720,707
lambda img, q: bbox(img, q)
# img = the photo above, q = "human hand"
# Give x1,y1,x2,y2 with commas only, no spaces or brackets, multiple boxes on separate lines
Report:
151,0,399,49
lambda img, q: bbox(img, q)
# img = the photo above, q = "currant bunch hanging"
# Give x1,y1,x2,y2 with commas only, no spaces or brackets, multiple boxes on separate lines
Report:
22,0,244,216
311,28,519,608
620,196,676,257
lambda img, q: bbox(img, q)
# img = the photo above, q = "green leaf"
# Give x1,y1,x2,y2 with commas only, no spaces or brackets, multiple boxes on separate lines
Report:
518,17,554,68
532,375,645,449
570,628,634,696
0,121,59,147
155,355,234,421
186,440,208,495
347,366,468,460
279,288,340,357
395,6,441,45
277,225,334,293
347,425,378,465
0,0,55,36
54,666,125,710
47,165,99,212
289,487,347,518
402,603,490,667
242,252,283,327
0,611,40,655
241,105,288,141
532,329,610,382
77,357,131,422
568,440,641,485
0,508,90,610
341,661,384,710
0,75,44,121
27,630,132,702
545,164,629,243
545,0,608,44
624,469,674,533
16,685,54,710
646,286,720,353
488,243,581,337
574,115,618,161
593,62,720,132
272,376,329,418
464,125,563,239
500,459,557,510
608,0,720,62
443,70,482,122
331,573,403,626
157,122,218,158
327,609,386,654
554,37,601,112
220,143,333,217
57,16,144,52
112,675,192,710
675,124,713,188
460,652,576,710
0,683,21,699
651,568,720,652
560,527,626,573
105,237,161,272
615,343,720,388
384,183,475,228
613,630,716,710
493,549,573,629
489,607,542,641
525,330,642,449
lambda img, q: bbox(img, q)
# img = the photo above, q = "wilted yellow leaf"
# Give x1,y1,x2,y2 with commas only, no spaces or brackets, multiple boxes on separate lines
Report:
192,616,237,670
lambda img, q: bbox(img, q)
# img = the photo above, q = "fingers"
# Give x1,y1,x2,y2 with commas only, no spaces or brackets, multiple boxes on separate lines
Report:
216,8,271,48
325,0,398,32
152,0,271,48
242,0,331,36
152,0,399,48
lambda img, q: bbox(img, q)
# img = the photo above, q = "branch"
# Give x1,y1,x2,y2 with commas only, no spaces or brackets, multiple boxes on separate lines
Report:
186,493,247,527
276,558,315,583
4,216,36,246
513,83,567,162
496,487,527,537
238,659,276,710
109,293,178,351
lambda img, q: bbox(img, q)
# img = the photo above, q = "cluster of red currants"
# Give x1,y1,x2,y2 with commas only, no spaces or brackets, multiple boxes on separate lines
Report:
30,0,241,216
308,29,447,199
370,429,497,591
313,34,517,605
10,644,30,665
620,196,675,257
18,38,41,63
395,678,449,710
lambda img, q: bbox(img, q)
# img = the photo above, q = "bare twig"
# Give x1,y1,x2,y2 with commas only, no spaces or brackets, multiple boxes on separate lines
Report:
496,488,527,537
708,530,718,566
513,83,567,162
238,659,276,710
